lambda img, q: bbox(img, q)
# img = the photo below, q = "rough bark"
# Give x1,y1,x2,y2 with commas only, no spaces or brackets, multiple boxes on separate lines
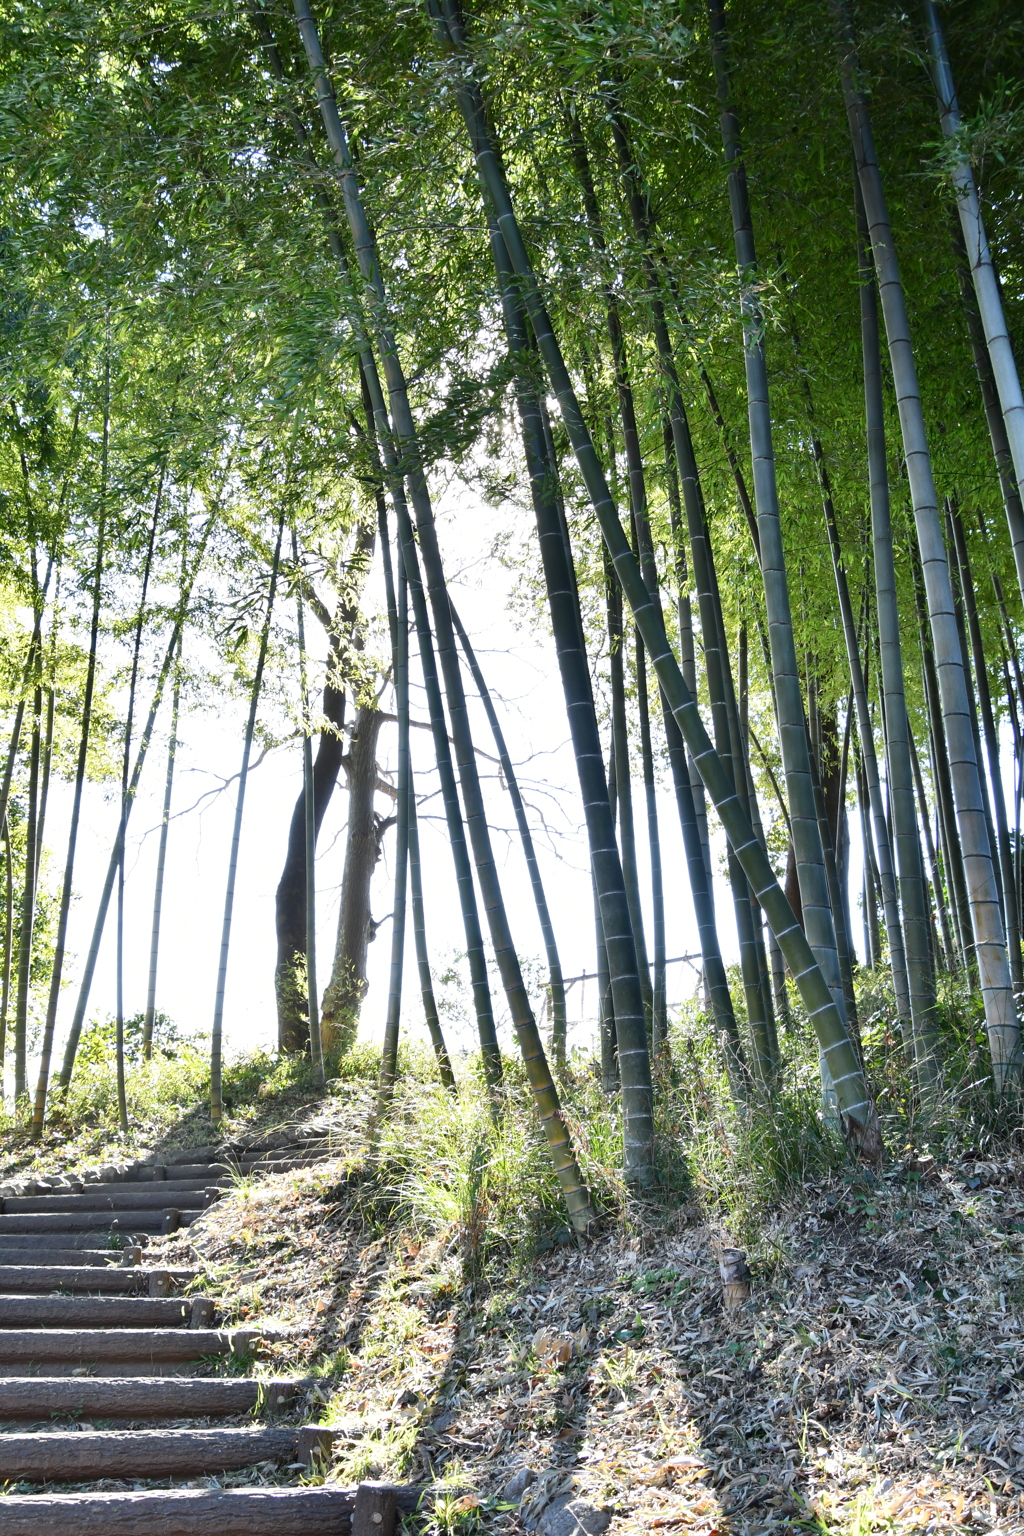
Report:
275,521,375,1054
319,705,389,1053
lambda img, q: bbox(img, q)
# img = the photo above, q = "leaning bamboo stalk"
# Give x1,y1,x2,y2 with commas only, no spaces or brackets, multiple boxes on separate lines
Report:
252,12,497,1066
588,105,770,1072
432,0,880,1161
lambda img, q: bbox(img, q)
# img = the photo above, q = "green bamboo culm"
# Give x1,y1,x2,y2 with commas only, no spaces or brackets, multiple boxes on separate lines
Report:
377,499,455,1091
479,148,653,1182
373,556,410,1128
291,0,595,1227
143,630,182,1062
706,0,850,1106
430,0,882,1163
209,507,286,1125
834,0,1020,1091
57,514,216,1098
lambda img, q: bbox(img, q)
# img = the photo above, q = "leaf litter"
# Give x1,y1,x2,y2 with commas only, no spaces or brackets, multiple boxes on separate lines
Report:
139,1118,1024,1536
10,1088,1023,1534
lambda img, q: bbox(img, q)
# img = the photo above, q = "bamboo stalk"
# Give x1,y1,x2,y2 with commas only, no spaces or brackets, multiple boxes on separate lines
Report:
433,0,880,1160
210,508,286,1124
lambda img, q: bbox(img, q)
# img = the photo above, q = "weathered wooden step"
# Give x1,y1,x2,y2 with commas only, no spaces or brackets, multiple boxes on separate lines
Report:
0,1296,206,1328
4,1184,220,1213
0,1374,305,1419
0,1235,145,1256
0,1423,331,1480
142,1163,227,1182
0,1210,202,1234
0,1327,259,1365
0,1266,194,1294
0,1482,426,1534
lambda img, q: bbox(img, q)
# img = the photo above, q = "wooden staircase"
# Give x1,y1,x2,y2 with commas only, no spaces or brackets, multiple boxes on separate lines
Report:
0,1137,406,1533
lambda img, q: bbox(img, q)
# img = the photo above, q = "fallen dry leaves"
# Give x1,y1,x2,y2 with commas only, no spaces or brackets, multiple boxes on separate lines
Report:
95,1107,1024,1534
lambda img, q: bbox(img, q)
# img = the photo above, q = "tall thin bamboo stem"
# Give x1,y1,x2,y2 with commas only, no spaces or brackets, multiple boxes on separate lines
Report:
14,680,41,1103
635,637,667,1051
606,559,653,1026
0,828,11,1088
57,513,215,1097
375,560,409,1124
210,509,285,1124
114,478,164,1135
858,205,939,1045
143,635,181,1061
708,0,849,1097
377,504,454,1090
948,504,1021,986
34,513,107,1126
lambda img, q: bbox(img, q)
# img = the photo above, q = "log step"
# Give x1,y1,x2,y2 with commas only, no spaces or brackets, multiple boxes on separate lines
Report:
0,1375,306,1420
0,1423,332,1480
3,1184,221,1214
0,1266,194,1294
0,1235,147,1256
0,1296,205,1328
0,1482,427,1534
0,1210,202,1234
0,1327,260,1363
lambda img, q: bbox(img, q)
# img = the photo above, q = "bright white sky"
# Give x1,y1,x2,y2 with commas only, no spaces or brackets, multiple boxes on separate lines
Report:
17,473,877,1093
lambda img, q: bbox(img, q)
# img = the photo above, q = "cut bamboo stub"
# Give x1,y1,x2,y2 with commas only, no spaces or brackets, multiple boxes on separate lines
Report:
719,1248,752,1310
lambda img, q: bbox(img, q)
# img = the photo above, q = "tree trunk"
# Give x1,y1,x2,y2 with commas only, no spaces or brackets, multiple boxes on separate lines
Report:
319,705,388,1053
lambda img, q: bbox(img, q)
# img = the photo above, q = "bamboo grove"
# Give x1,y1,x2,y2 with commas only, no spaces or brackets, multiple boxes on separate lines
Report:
1,0,1023,1218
